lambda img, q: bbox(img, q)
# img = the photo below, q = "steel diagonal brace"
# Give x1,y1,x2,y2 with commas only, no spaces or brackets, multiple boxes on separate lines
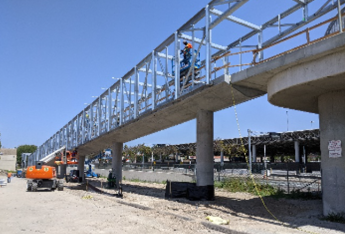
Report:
209,8,260,30
211,1,311,59
209,0,249,30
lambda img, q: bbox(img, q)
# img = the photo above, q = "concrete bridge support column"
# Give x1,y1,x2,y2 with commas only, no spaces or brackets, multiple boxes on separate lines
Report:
60,164,67,178
196,110,214,187
112,142,123,187
294,141,300,163
319,90,345,215
78,156,85,182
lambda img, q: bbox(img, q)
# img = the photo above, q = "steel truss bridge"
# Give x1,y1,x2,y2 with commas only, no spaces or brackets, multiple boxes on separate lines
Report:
28,0,345,166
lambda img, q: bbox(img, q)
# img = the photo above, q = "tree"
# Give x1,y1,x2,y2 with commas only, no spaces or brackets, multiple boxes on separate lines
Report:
122,145,137,163
16,145,37,166
137,144,151,163
214,138,232,155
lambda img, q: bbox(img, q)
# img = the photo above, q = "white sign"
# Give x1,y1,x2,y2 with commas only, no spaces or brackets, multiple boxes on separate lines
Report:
328,140,342,158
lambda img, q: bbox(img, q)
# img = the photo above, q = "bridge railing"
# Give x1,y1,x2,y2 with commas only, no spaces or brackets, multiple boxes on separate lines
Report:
215,12,345,73
28,0,345,165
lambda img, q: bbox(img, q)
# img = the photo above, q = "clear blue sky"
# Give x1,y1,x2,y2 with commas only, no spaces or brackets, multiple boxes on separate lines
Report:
1,0,334,149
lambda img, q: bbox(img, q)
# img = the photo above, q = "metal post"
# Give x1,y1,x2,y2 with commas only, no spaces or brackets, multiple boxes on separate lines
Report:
82,110,85,144
248,129,252,173
108,88,112,131
134,67,139,118
264,144,267,176
303,145,306,173
152,51,157,110
165,47,169,101
120,78,124,125
98,97,101,136
337,0,343,32
286,110,289,131
192,24,195,88
174,31,180,99
151,151,154,170
303,3,308,22
239,39,242,71
66,125,69,152
89,106,93,140
205,5,211,84
278,14,281,34
287,163,290,194
76,115,80,145
142,154,144,169
258,30,263,61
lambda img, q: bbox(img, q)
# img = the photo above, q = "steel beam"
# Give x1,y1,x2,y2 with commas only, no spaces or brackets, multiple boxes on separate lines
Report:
180,33,227,51
209,0,248,30
209,8,260,30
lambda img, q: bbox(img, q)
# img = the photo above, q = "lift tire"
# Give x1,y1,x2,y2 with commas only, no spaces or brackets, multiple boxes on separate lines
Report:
57,183,64,191
31,183,38,192
26,183,32,192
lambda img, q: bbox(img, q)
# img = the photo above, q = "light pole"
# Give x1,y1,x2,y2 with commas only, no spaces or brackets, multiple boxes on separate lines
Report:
311,121,314,129
286,110,289,131
248,129,252,173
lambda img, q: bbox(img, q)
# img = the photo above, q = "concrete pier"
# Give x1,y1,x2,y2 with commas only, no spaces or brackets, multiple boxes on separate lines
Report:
59,164,67,178
319,90,345,215
78,156,85,182
112,142,123,187
196,110,214,186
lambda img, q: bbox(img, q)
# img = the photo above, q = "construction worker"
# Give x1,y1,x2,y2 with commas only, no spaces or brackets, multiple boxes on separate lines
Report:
7,172,12,183
181,40,193,65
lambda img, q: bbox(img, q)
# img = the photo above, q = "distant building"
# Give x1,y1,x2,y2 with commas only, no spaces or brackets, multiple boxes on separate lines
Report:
0,148,17,171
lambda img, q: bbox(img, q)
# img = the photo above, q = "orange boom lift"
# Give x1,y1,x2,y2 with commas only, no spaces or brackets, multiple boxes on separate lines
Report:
26,161,64,191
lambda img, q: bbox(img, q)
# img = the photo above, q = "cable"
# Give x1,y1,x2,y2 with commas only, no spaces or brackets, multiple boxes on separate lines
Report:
229,82,320,234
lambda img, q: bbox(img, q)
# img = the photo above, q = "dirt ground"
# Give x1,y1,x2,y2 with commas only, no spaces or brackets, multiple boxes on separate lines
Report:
0,176,344,234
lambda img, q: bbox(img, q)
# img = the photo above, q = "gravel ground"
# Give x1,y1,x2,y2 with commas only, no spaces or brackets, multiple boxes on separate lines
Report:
0,176,344,234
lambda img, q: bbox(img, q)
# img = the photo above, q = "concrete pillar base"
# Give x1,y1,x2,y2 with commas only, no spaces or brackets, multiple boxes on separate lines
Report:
319,90,345,215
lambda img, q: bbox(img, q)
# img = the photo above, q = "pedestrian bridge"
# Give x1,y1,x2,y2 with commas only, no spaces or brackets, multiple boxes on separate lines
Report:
27,0,345,215
28,0,344,162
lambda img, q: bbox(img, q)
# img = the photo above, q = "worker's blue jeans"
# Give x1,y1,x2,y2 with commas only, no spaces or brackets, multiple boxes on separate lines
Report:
7,177,11,183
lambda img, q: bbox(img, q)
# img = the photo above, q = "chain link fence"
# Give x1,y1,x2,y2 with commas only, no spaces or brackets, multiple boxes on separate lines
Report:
214,162,321,195
120,162,321,195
